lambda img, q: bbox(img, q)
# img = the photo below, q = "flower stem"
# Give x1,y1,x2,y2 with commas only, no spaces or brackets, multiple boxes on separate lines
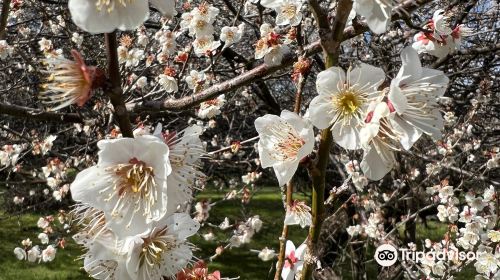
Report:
274,60,308,280
274,181,293,280
300,0,353,279
104,32,134,138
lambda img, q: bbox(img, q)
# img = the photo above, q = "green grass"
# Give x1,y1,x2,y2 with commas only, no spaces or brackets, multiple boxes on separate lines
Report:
193,186,309,279
0,187,477,279
0,213,86,280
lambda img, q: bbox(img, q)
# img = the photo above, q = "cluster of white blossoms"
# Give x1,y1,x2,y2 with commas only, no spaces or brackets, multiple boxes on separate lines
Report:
260,0,304,26
256,47,449,182
412,10,472,59
14,214,70,263
229,215,263,247
68,0,175,33
255,23,290,66
65,124,205,279
197,94,226,119
241,171,262,186
405,184,499,279
0,40,14,59
41,158,70,201
180,3,221,56
0,143,26,168
343,160,368,191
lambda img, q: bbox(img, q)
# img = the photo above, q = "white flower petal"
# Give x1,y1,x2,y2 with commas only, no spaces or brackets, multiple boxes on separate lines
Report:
361,142,395,180
391,115,422,150
316,67,345,96
308,95,335,129
273,160,298,186
331,121,362,150
69,0,149,33
150,0,176,17
349,63,385,92
164,213,200,240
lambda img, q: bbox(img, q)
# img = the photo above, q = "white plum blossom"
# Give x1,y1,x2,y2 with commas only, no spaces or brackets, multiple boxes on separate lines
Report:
260,0,304,26
194,200,211,222
38,233,49,244
202,232,215,241
123,213,199,280
255,23,289,66
185,70,206,91
73,206,199,280
39,50,97,111
71,32,84,47
197,95,226,119
437,204,459,223
412,33,453,59
118,48,144,68
487,230,500,242
242,171,262,185
135,76,148,89
27,246,41,262
258,247,277,261
13,196,24,205
219,217,232,230
37,217,50,229
70,136,172,238
249,215,263,232
0,40,14,59
192,35,221,56
483,185,496,202
158,74,178,93
364,212,385,238
281,240,306,280
433,10,453,36
388,47,448,148
38,38,53,52
474,249,500,276
14,247,27,260
185,3,219,37
438,184,454,203
412,10,473,58
359,101,398,180
68,0,176,33
153,124,205,211
284,200,312,228
346,225,363,237
309,63,385,150
41,135,57,155
41,245,56,262
351,171,368,191
352,0,392,34
0,144,25,167
220,23,245,47
254,110,314,186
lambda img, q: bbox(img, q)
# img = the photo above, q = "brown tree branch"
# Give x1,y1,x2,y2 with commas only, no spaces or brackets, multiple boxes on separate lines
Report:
0,0,10,40
0,102,84,123
300,0,353,278
128,0,433,114
104,32,134,138
0,0,435,123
